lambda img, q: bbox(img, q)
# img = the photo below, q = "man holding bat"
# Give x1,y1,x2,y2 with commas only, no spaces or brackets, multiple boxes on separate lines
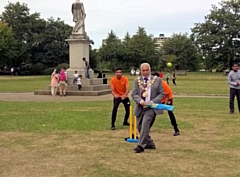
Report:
151,72,180,136
132,63,164,153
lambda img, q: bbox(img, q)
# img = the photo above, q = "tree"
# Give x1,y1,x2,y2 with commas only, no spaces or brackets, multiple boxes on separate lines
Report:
39,17,72,68
161,33,200,71
2,2,72,73
191,0,240,69
121,32,132,69
0,22,16,66
2,2,42,66
98,30,123,70
89,46,99,69
128,27,158,70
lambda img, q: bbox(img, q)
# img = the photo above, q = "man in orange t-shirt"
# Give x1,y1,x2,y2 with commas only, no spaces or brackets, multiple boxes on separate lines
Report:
151,72,180,136
110,67,130,130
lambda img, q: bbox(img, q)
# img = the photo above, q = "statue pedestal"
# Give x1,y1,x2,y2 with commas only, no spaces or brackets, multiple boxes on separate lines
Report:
65,35,93,79
33,2,112,96
34,34,112,96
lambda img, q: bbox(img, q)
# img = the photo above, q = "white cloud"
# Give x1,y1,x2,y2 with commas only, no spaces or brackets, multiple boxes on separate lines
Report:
1,0,221,48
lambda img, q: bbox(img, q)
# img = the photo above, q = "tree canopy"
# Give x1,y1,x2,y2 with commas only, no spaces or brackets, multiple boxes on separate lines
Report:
191,0,240,69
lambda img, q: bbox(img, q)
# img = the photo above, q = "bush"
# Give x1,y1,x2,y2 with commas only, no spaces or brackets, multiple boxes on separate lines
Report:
56,63,69,70
94,69,111,73
42,67,56,75
27,63,46,75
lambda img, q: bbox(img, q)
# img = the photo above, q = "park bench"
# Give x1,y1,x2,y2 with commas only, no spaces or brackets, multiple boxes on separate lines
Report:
175,70,187,76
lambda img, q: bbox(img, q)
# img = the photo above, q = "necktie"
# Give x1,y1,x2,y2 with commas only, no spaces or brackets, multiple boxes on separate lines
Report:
141,78,148,100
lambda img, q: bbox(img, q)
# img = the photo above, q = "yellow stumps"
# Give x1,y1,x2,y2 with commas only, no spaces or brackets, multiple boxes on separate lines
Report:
134,116,137,139
125,106,138,143
129,105,132,138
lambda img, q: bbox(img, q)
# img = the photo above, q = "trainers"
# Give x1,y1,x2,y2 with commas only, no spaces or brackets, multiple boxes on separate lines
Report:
123,122,130,126
133,145,144,153
145,145,156,149
230,111,234,114
173,130,180,136
111,126,115,130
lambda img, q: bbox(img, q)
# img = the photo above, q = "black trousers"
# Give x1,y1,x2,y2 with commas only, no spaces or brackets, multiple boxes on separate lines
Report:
150,99,178,130
229,88,240,112
166,78,169,85
172,78,176,85
111,97,130,126
78,84,82,90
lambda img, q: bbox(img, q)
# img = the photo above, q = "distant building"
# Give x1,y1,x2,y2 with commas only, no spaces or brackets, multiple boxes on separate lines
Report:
154,34,170,50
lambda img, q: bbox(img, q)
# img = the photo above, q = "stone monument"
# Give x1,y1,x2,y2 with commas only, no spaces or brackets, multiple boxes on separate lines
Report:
34,0,111,96
65,0,94,82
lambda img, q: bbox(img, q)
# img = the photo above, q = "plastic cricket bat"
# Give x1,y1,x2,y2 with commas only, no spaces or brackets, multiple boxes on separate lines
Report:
146,103,175,112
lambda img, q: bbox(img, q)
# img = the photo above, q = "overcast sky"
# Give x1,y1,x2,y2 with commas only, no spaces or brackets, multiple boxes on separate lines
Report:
1,0,221,49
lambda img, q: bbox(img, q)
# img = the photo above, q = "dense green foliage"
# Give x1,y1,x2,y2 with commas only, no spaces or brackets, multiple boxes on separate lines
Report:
1,0,240,74
191,0,240,70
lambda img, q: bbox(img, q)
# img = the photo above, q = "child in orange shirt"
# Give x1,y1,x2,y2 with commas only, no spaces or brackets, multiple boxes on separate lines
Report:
151,72,180,136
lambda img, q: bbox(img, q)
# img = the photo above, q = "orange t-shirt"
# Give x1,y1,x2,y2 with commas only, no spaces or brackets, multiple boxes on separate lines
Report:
161,80,173,102
110,76,129,97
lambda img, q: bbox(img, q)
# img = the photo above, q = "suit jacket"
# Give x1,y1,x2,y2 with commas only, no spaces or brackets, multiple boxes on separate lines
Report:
132,75,164,117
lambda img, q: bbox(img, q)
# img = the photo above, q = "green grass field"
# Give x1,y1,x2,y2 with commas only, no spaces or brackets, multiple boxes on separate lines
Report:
0,72,229,95
0,72,239,177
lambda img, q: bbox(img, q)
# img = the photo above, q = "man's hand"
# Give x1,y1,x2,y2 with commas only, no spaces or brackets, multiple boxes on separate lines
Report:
114,95,118,99
147,101,153,105
237,81,240,86
140,100,146,106
121,95,126,100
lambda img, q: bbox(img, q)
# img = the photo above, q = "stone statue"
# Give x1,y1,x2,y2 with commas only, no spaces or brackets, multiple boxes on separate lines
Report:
72,0,86,35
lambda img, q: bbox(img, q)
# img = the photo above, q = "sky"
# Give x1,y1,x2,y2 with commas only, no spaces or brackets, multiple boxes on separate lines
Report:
1,0,221,49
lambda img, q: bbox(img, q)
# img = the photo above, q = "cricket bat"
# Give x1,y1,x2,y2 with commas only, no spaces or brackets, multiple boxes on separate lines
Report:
146,103,175,112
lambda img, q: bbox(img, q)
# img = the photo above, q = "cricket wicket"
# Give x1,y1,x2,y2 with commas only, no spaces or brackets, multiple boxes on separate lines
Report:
126,105,138,143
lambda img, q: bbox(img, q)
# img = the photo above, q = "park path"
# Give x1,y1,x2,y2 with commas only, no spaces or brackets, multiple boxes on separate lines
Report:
0,92,228,102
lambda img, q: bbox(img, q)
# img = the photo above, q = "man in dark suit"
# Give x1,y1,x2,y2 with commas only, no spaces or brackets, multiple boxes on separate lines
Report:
131,63,164,153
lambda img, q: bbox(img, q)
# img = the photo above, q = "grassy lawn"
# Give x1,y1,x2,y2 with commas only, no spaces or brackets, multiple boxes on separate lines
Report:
0,98,240,177
0,72,229,95
0,72,239,177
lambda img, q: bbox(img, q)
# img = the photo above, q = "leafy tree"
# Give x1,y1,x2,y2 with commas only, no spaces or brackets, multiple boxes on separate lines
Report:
0,22,16,66
128,27,158,70
38,17,72,68
89,46,99,69
121,32,133,69
161,33,200,71
2,2,72,73
191,0,240,69
98,30,123,70
2,2,42,66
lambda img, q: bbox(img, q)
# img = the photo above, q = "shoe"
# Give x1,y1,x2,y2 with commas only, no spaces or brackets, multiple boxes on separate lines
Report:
145,145,156,149
230,111,234,114
123,122,130,126
111,126,115,130
173,130,180,136
133,145,144,153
